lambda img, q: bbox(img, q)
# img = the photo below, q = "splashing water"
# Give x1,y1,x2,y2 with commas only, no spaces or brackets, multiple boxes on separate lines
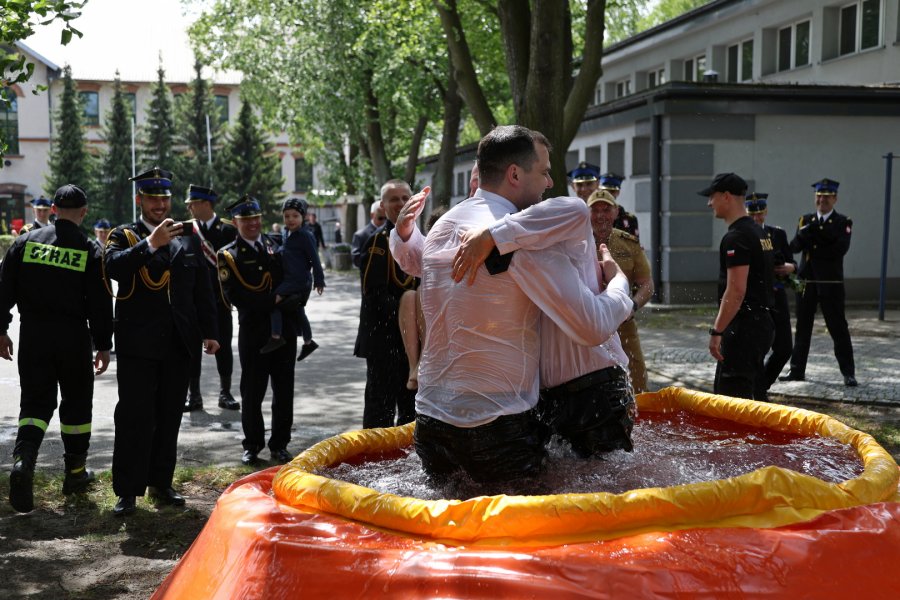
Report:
317,410,863,501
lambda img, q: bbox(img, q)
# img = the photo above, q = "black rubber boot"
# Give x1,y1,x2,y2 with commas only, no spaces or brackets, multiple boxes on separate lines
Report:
10,444,38,513
62,453,95,495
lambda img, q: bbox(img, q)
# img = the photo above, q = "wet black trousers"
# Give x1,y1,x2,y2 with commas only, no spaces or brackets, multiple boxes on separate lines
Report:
538,366,635,457
362,351,415,429
715,308,775,401
15,320,94,457
761,288,793,393
112,345,190,496
415,410,547,484
239,328,296,453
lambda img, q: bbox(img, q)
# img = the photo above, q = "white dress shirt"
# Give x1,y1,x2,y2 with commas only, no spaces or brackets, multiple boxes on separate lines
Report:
390,191,631,428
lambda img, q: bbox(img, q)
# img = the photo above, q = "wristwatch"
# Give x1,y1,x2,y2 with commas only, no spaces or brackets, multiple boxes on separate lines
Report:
708,328,724,336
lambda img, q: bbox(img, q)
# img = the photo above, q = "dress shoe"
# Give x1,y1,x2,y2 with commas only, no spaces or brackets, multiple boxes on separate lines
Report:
297,340,319,362
113,496,136,516
260,336,286,354
844,375,858,387
218,390,240,410
148,486,186,506
241,450,259,466
778,372,805,382
183,394,204,412
270,448,293,464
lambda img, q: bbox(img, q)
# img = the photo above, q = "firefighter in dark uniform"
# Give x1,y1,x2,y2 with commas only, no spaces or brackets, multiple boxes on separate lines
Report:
567,161,601,203
354,179,418,429
104,168,220,516
1,184,113,513
183,184,239,412
745,193,796,397
780,178,856,387
700,173,775,401
217,196,297,466
18,196,54,234
600,173,640,240
93,218,112,248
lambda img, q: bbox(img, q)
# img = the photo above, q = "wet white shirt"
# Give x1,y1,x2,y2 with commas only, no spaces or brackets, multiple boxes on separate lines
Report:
390,191,631,428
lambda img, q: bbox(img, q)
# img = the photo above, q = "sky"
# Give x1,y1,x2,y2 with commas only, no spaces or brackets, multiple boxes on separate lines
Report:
22,0,233,83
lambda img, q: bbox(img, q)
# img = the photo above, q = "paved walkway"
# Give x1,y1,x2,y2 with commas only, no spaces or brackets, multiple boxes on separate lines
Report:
1,270,897,472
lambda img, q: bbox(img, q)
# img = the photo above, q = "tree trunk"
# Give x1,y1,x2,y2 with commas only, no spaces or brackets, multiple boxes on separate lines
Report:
497,0,531,123
403,115,429,185
363,70,393,184
433,0,496,135
432,67,463,208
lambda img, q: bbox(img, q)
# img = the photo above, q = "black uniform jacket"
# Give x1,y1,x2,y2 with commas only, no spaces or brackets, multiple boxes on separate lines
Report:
0,219,113,349
217,235,294,337
194,216,237,306
351,222,378,269
353,221,417,358
789,211,852,295
104,221,218,360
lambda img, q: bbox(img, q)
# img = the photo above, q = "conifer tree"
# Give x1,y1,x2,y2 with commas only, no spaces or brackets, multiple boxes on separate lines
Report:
98,74,135,225
216,98,284,219
174,59,220,214
45,65,97,199
141,59,176,174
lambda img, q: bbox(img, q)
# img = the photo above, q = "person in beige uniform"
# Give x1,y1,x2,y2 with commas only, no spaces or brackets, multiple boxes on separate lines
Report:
587,190,653,393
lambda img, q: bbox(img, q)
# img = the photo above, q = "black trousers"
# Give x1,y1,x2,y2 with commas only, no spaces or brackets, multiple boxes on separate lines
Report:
415,411,546,484
538,366,635,457
790,282,855,377
112,345,190,496
762,288,793,392
238,325,296,453
362,350,415,429
15,320,94,457
714,308,775,401
189,301,233,383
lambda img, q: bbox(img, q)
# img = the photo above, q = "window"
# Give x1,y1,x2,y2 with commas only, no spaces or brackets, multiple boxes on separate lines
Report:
615,78,631,98
648,68,666,89
593,83,603,105
123,92,136,116
840,0,881,56
214,95,229,125
683,54,706,81
456,171,465,196
79,91,99,126
727,39,754,82
1,89,19,155
294,157,313,192
777,20,811,71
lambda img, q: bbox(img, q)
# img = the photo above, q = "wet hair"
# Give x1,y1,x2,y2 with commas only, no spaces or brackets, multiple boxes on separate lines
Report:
380,179,412,201
476,125,551,187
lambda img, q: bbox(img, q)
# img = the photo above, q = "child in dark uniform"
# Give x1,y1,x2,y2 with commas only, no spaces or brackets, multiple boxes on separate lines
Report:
260,198,325,360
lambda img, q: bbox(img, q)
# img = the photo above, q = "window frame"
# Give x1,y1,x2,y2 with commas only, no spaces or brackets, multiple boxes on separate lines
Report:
647,67,666,89
214,94,230,126
294,157,313,192
776,19,811,72
614,78,632,99
839,0,882,56
727,38,754,82
683,53,707,81
79,91,100,126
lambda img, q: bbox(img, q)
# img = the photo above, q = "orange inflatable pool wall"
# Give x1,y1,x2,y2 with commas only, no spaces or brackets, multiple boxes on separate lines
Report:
154,388,900,598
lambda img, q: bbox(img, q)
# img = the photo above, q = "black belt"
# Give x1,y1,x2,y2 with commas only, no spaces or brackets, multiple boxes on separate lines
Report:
543,366,626,395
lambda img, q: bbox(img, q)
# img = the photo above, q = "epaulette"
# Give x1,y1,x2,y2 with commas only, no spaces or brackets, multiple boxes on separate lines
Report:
612,228,639,243
221,217,234,226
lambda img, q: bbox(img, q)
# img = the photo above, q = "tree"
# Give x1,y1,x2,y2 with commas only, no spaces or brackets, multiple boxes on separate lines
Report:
44,65,96,200
435,0,607,196
140,58,176,173
99,74,134,225
173,59,221,213
215,98,284,220
1,0,85,157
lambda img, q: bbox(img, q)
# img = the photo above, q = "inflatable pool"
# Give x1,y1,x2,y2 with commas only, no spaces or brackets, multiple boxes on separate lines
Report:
154,388,900,598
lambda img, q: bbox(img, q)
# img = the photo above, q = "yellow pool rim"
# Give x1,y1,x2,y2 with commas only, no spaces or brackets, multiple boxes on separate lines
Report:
272,387,900,546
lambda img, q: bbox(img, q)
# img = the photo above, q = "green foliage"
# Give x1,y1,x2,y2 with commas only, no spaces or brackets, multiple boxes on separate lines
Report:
44,65,97,199
0,234,15,256
0,1,86,156
215,98,284,220
140,60,176,174
604,0,712,43
99,74,134,225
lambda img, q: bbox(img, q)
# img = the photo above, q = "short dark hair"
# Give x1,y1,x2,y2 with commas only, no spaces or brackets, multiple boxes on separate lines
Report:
476,125,552,187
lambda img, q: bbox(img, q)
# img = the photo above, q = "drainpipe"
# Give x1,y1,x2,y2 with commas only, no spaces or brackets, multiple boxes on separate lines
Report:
650,112,662,303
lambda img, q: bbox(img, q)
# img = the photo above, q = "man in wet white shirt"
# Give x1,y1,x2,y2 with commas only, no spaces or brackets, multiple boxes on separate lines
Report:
390,125,633,484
